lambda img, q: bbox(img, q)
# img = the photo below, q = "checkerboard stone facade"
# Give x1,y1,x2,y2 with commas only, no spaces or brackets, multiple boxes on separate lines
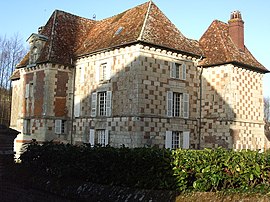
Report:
72,44,200,148
201,64,265,150
11,44,267,151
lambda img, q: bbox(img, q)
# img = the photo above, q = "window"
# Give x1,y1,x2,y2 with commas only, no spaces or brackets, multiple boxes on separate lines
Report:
165,131,190,149
173,92,181,117
89,129,109,146
23,119,31,135
74,96,81,117
99,63,107,82
32,47,38,62
167,91,189,118
91,91,112,117
25,83,34,98
97,129,106,146
96,59,112,83
98,92,106,116
55,120,66,134
172,131,182,149
170,62,186,80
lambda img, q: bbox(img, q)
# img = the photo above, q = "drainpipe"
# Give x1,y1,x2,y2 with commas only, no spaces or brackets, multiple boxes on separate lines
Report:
70,58,75,144
198,55,203,149
198,66,203,150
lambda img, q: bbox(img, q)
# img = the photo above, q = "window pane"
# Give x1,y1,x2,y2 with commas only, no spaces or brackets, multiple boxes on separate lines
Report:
172,131,180,149
97,129,106,146
173,92,181,117
172,131,183,149
100,63,107,82
175,63,180,79
98,92,107,116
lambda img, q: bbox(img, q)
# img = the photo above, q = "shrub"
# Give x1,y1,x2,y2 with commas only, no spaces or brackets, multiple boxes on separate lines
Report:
18,142,270,193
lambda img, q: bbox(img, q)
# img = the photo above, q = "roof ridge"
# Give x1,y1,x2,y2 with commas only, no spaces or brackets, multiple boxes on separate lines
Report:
48,10,57,61
53,9,95,22
138,1,152,41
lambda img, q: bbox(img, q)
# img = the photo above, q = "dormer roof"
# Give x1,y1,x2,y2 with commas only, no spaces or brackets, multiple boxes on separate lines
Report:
27,33,48,43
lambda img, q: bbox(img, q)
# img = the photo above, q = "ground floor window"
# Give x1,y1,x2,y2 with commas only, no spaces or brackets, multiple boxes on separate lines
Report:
89,129,109,146
23,119,31,135
55,120,66,134
172,131,182,149
165,131,190,149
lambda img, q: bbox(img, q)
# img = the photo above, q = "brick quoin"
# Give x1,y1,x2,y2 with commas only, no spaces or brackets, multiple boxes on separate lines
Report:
34,71,45,116
22,73,33,116
54,71,69,116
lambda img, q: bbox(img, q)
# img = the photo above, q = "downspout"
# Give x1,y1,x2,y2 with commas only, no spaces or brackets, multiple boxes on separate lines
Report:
70,58,75,144
199,66,203,149
198,56,203,150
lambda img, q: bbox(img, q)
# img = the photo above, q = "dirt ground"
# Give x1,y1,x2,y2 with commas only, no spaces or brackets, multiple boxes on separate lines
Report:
176,192,270,202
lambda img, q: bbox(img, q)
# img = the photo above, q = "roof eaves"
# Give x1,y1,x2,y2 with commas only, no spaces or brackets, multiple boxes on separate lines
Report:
138,40,204,58
201,61,269,74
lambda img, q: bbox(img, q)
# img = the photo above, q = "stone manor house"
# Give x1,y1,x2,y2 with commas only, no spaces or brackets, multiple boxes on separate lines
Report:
10,1,269,151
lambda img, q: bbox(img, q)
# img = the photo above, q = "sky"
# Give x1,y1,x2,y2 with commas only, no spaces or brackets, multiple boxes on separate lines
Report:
1,0,269,97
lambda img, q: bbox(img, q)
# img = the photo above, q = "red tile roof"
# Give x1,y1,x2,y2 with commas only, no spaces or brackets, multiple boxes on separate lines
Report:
17,2,202,68
199,20,268,73
10,69,20,80
17,2,267,74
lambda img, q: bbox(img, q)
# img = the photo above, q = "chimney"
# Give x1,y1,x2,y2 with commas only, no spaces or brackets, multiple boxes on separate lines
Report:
38,26,44,34
228,11,245,51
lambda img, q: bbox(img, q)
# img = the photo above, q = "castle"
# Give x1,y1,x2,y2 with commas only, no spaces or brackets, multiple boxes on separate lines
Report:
10,2,269,152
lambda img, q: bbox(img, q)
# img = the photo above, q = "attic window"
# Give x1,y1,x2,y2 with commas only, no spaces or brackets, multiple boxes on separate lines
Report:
32,47,38,62
115,27,123,35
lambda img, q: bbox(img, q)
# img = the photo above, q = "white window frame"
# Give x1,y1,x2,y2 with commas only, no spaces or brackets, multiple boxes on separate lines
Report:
25,84,30,98
98,92,107,116
74,95,81,117
99,63,107,82
32,47,38,63
55,120,66,134
89,129,109,147
170,62,186,80
167,91,189,119
165,131,190,149
91,91,112,117
183,93,189,118
96,58,112,83
173,92,181,117
23,119,31,135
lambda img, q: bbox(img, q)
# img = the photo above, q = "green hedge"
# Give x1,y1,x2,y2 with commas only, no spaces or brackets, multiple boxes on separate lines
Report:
19,142,176,190
18,142,270,193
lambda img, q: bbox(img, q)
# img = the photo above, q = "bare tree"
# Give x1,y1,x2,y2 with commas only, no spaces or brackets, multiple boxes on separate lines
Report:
0,34,26,126
265,97,270,122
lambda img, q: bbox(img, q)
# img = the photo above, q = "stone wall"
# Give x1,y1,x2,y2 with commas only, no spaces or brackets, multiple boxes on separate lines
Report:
73,44,200,148
11,43,266,150
201,64,265,150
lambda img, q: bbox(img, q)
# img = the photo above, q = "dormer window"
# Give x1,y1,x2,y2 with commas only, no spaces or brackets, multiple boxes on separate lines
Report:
27,33,48,65
32,47,38,63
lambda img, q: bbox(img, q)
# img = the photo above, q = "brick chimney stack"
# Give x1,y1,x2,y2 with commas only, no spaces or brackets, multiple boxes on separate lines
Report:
228,11,245,51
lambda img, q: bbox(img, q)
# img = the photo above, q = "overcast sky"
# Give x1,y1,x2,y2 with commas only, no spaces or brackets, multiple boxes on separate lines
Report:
1,0,269,96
